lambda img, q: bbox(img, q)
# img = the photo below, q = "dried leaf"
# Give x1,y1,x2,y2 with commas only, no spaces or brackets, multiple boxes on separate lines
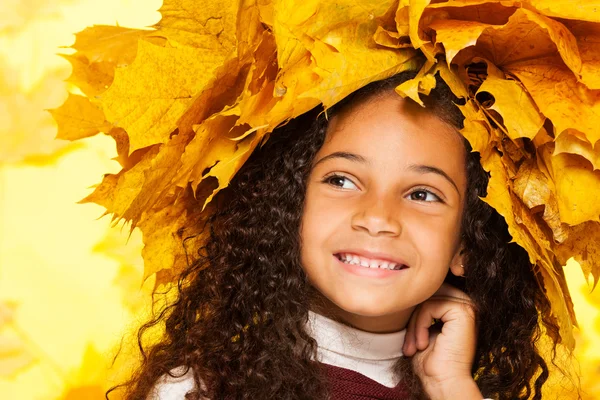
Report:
155,0,238,49
277,0,419,108
549,152,600,226
456,101,492,154
561,19,600,90
481,151,536,260
538,266,577,349
175,115,241,190
100,40,227,153
396,0,432,58
513,158,567,243
395,60,437,106
528,0,600,23
80,145,161,219
70,25,152,65
61,53,115,97
50,93,112,140
430,19,490,64
118,134,191,224
556,221,600,290
509,56,600,144
374,26,411,49
138,188,210,281
476,75,545,140
555,130,600,170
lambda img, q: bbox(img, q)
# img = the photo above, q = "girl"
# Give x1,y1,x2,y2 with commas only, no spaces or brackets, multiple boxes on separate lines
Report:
112,71,561,400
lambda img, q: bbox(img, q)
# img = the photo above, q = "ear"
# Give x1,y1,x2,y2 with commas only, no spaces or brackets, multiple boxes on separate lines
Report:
449,246,465,277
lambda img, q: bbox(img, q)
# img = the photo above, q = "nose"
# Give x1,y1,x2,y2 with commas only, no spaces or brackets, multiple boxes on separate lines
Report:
350,192,401,237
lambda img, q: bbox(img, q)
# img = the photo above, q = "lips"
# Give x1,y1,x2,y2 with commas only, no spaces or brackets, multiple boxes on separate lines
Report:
334,251,409,271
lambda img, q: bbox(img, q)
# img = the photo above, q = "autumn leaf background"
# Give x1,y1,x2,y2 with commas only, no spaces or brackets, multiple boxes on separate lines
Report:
1,0,600,399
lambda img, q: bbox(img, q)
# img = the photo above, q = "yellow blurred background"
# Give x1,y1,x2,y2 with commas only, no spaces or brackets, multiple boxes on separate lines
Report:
0,1,599,399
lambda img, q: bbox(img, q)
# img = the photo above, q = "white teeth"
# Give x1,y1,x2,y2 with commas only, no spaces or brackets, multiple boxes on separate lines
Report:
338,253,402,270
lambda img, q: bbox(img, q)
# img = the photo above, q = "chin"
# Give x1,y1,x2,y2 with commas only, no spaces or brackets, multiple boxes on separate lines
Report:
335,296,400,318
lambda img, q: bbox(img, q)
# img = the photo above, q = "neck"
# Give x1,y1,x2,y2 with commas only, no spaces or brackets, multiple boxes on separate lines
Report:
310,292,414,333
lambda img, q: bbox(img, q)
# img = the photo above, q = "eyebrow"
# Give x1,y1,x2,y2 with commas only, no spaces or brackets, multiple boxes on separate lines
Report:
313,152,460,194
313,151,369,167
407,164,460,194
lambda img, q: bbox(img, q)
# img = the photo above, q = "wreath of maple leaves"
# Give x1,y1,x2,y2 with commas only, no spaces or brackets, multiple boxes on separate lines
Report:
52,0,600,350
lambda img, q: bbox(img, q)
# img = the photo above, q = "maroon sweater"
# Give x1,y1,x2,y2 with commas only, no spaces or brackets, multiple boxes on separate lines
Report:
323,363,409,400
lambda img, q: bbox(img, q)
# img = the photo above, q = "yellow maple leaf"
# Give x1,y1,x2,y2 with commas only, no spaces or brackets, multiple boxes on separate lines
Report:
50,93,112,141
69,25,153,66
100,40,228,153
564,19,600,90
556,222,600,290
80,144,160,220
61,53,115,97
154,0,239,49
555,130,600,171
528,0,600,23
513,158,567,243
395,60,437,106
138,190,210,282
509,57,600,145
457,102,492,155
475,75,545,141
549,152,600,226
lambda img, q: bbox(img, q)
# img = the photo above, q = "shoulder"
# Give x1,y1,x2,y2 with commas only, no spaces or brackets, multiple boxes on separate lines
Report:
146,366,198,400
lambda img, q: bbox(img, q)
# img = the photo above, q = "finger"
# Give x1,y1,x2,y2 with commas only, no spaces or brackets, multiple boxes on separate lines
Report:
414,299,459,350
414,304,436,351
415,298,478,351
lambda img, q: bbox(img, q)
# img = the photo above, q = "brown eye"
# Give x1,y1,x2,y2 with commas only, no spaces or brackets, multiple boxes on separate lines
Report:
328,176,345,186
409,190,440,202
323,174,358,190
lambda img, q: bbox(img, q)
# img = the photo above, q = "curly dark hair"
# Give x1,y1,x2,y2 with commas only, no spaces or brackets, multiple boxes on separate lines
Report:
110,70,566,400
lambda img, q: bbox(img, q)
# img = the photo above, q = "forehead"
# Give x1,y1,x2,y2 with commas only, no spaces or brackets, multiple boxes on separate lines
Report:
328,91,461,141
320,91,467,184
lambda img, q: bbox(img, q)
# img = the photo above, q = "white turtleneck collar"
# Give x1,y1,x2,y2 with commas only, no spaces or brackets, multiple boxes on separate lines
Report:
307,310,406,388
149,311,408,399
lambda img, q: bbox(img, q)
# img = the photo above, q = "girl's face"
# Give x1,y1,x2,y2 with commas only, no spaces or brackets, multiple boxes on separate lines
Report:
300,92,467,333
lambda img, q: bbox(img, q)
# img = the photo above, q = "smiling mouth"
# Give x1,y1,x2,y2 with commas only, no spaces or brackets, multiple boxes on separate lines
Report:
334,253,408,271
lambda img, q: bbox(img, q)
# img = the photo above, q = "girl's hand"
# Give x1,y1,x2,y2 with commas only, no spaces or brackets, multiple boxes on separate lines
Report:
402,283,482,400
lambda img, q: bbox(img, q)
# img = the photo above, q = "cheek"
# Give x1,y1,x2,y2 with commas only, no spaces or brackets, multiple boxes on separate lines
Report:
299,188,327,266
299,185,349,273
404,212,462,262
301,185,349,240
